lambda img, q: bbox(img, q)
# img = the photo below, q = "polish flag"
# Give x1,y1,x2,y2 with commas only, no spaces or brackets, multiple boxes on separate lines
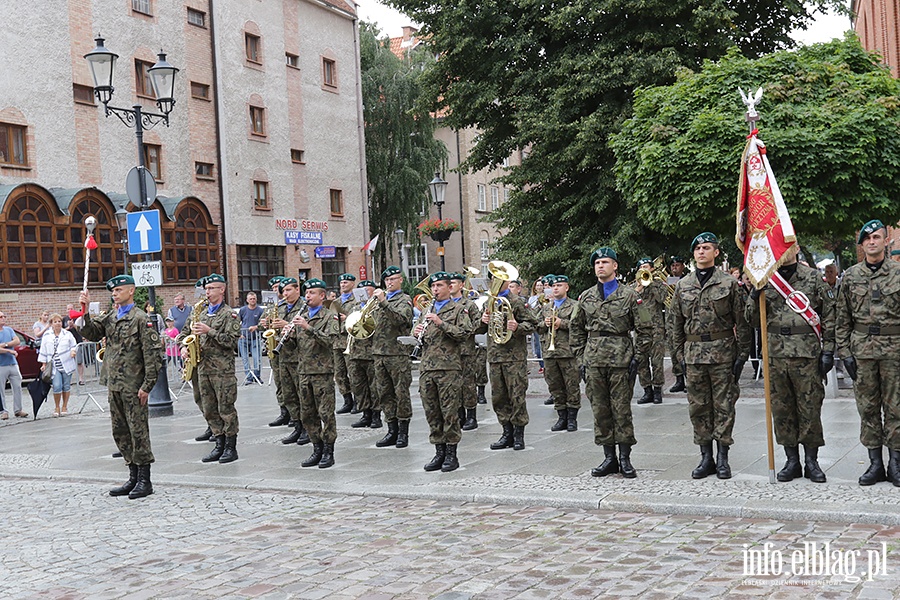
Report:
362,234,379,254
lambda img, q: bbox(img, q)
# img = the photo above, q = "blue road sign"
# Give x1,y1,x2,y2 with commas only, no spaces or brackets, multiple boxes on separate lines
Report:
127,209,162,255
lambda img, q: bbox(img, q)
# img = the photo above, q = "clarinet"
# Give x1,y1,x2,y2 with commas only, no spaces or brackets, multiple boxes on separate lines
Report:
271,300,306,355
409,300,434,360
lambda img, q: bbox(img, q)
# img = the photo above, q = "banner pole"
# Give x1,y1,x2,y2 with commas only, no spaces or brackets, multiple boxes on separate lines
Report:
758,289,776,483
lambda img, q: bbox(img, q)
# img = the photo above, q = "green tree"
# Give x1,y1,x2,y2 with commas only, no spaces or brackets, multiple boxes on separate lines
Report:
386,0,843,289
360,22,447,271
613,35,900,248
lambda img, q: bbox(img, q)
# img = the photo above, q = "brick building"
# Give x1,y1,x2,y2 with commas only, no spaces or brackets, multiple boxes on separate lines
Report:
853,0,900,76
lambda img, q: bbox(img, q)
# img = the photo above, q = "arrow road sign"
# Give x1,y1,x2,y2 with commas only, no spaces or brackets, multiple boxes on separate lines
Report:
126,209,162,255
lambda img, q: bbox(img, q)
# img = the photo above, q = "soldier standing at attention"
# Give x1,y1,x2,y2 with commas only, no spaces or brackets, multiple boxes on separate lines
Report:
571,249,652,478
262,276,290,428
293,279,340,468
347,281,383,438
272,278,309,446
79,275,163,499
416,272,472,472
449,272,481,430
538,275,582,432
667,256,688,393
634,258,668,405
333,274,356,414
835,220,900,487
745,245,835,483
671,233,751,479
178,274,242,463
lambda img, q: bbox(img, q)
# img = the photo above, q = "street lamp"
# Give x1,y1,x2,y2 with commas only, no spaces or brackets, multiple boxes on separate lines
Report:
394,228,405,278
115,206,129,269
86,35,177,415
428,172,449,270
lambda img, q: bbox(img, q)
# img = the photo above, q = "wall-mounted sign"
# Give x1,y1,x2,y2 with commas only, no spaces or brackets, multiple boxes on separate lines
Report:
275,219,329,232
285,230,323,245
315,246,336,259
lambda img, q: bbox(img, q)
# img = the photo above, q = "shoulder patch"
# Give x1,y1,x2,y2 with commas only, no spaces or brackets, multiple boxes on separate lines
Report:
231,312,238,318
146,321,154,328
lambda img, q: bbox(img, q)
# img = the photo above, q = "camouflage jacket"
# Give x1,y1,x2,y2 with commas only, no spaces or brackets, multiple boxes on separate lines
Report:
418,299,472,372
745,263,836,358
536,297,578,359
331,295,355,349
296,305,339,375
276,300,306,364
835,259,900,359
635,280,667,329
670,269,751,365
371,291,414,356
79,306,163,394
176,303,242,376
571,283,652,367
476,293,539,363
454,296,480,356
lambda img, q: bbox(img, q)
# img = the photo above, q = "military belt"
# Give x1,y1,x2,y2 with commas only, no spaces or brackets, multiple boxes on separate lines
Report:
588,331,629,338
853,324,900,336
775,326,814,336
685,330,732,342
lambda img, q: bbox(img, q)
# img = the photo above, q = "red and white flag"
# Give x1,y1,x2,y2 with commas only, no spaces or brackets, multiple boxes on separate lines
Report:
362,234,379,254
735,132,796,289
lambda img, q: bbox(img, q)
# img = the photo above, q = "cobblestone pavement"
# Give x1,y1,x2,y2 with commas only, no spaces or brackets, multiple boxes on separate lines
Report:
3,477,898,600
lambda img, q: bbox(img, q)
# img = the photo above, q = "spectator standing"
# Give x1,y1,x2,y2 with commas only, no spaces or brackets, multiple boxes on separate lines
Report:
0,312,26,419
164,317,180,367
62,304,85,385
527,280,545,373
38,313,79,416
167,294,191,333
238,292,264,384
33,311,51,339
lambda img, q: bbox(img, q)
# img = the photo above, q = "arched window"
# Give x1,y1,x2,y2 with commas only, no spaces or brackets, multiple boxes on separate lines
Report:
164,199,219,282
70,193,122,285
2,189,60,286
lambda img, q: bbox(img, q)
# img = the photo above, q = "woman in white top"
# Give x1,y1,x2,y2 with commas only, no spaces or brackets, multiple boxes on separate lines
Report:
38,313,79,416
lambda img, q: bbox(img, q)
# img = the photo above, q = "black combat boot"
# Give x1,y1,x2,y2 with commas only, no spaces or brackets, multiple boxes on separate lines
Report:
336,393,354,415
691,442,716,479
512,425,525,450
462,408,478,431
715,441,732,479
490,423,514,450
618,443,636,478
544,395,554,406
202,435,225,463
424,444,446,472
888,449,900,487
803,444,827,483
319,443,335,469
566,407,578,432
109,464,139,497
302,442,324,467
369,410,383,429
296,425,310,446
637,387,654,405
550,409,567,431
591,445,619,477
477,385,487,404
195,426,213,441
669,375,686,393
128,464,153,499
351,409,372,428
281,422,303,444
859,447,887,486
457,406,466,428
396,420,410,448
376,420,399,447
268,406,290,427
652,387,663,404
777,446,803,482
441,444,459,472
219,436,239,463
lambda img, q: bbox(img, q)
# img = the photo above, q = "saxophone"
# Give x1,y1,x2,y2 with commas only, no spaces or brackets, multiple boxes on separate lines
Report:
181,298,209,381
261,302,280,355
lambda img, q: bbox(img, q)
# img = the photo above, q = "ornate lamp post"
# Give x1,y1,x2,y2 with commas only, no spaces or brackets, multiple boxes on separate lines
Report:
114,206,129,270
427,172,449,270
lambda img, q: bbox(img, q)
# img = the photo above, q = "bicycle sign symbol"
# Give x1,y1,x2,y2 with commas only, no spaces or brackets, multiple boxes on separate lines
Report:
131,260,162,288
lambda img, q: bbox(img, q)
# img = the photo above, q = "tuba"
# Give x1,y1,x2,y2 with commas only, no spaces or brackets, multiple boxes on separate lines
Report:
485,260,518,345
343,295,378,355
180,299,209,381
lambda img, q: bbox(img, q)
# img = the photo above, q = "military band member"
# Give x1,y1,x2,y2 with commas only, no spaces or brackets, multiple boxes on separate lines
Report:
450,272,481,430
537,275,582,432
416,272,472,472
634,258,667,405
571,249,652,478
263,276,290,427
368,266,413,440
272,278,308,445
667,256,688,393
293,279,340,468
478,270,539,451
475,335,489,405
835,219,900,487
745,245,835,483
79,275,163,499
189,277,214,442
670,233,751,479
347,281,383,439
333,273,357,414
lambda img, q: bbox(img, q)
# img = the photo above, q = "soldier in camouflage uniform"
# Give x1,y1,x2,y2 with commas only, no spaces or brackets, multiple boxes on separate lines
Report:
271,278,309,445
262,276,290,428
293,279,340,468
666,257,688,393
416,272,472,471
332,274,356,414
671,233,751,479
537,275,582,432
79,275,163,499
745,246,835,483
477,267,539,451
835,219,900,487
475,338,488,405
571,249,652,478
450,272,481,430
368,266,413,442
347,281,382,435
188,277,215,443
633,258,667,405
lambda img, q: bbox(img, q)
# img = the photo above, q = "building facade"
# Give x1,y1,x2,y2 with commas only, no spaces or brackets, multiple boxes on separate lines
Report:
853,0,900,77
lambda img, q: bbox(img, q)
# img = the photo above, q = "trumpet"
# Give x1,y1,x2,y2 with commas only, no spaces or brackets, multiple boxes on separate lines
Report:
637,269,653,287
547,306,558,352
343,295,378,355
409,300,434,360
485,260,518,345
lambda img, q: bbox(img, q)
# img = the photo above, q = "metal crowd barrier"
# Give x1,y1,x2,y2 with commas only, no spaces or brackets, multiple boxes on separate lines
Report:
239,328,268,386
73,340,105,414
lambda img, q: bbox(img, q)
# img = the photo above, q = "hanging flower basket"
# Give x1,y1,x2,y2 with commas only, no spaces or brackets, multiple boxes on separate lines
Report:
418,219,460,243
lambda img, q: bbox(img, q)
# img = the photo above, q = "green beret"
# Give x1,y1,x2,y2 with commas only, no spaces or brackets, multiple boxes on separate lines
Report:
267,275,285,287
194,276,207,288
541,274,556,285
891,250,900,257
449,272,466,282
303,278,327,291
339,273,357,282
106,274,135,291
279,277,299,293
671,256,685,265
590,247,618,264
553,275,569,284
511,279,522,285
636,257,652,268
691,232,718,251
858,220,886,244
428,271,452,285
357,280,377,288
205,273,226,285
381,265,402,280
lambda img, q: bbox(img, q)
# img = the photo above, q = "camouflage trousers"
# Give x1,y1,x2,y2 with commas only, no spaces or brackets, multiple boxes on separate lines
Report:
685,363,736,446
474,346,488,386
332,345,352,396
348,358,379,411
198,372,240,437
190,370,201,409
638,326,666,388
489,360,529,427
769,356,825,447
853,358,900,450
545,357,581,410
459,352,477,410
270,352,285,409
300,373,337,444
374,355,412,421
667,332,683,377
420,370,463,445
585,365,635,445
108,389,154,465
277,361,303,421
